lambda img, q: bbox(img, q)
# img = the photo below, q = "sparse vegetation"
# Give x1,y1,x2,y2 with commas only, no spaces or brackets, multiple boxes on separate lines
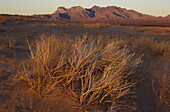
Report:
132,37,168,55
0,14,169,111
127,26,170,36
114,37,169,56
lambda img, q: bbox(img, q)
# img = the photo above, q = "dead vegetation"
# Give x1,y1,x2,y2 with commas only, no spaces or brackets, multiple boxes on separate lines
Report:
20,35,142,106
113,37,169,56
150,62,170,106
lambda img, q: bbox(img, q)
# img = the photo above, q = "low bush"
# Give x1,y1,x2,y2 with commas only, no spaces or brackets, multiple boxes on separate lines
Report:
151,64,170,105
21,35,142,105
115,37,169,56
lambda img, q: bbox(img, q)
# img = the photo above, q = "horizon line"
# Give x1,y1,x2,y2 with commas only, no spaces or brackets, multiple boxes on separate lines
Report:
0,5,169,17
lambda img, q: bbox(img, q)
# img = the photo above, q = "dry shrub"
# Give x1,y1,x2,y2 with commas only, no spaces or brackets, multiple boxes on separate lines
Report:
22,35,70,94
148,39,168,56
149,38,167,55
21,35,142,105
131,37,151,54
151,65,170,106
125,37,169,56
112,37,130,49
65,23,71,27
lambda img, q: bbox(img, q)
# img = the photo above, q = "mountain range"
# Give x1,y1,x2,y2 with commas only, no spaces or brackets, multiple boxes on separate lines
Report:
34,5,170,26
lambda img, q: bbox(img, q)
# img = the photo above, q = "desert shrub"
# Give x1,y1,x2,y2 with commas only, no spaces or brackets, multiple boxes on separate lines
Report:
22,35,70,94
21,35,142,105
151,65,170,105
65,23,71,27
148,39,168,56
127,37,169,55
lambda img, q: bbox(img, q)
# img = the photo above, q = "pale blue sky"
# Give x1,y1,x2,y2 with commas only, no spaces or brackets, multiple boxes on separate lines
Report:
0,0,170,17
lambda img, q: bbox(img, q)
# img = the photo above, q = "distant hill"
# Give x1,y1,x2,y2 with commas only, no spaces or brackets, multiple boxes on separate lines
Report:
34,5,170,26
165,15,170,19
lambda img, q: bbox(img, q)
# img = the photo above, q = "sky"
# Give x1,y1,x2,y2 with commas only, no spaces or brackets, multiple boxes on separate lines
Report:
0,0,170,17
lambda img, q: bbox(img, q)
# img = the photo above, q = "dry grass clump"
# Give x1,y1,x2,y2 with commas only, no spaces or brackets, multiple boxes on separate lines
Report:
132,37,168,55
21,35,142,105
115,37,169,56
151,65,170,105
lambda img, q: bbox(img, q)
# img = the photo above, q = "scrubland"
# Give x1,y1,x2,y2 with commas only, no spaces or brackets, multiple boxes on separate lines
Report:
0,15,169,112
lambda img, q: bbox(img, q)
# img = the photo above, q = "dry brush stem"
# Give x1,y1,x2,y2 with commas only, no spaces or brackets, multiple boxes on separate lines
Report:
22,35,142,105
107,100,136,112
1,36,17,48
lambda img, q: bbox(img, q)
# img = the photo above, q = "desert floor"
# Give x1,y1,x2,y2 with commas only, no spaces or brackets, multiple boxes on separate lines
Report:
0,16,169,112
